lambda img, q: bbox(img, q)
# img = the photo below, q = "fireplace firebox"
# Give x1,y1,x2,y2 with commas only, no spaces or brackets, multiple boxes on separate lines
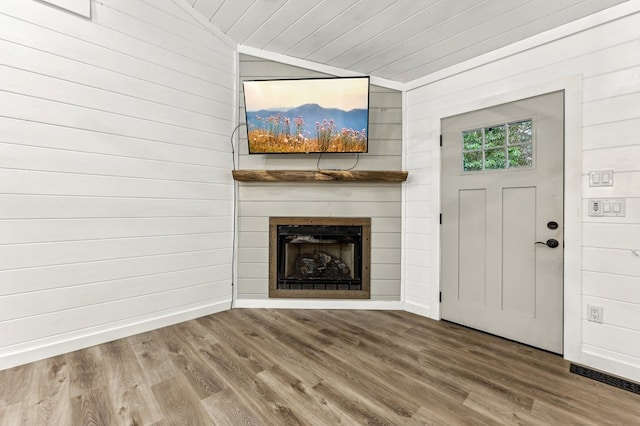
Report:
269,217,371,299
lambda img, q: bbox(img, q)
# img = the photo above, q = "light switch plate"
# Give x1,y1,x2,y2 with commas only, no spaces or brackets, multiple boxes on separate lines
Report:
588,199,626,217
589,170,614,187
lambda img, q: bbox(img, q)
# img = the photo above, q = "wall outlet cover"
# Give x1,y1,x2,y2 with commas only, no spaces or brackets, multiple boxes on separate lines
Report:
587,304,603,323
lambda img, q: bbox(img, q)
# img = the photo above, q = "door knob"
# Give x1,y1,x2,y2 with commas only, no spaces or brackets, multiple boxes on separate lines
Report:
535,239,559,248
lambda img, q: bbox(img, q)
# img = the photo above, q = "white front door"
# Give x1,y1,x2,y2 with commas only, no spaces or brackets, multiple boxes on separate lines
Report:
440,91,564,353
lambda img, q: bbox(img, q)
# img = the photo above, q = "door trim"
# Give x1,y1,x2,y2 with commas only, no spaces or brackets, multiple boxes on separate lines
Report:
428,75,583,362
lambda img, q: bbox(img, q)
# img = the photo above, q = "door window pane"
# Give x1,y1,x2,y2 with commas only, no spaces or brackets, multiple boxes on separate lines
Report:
461,119,533,172
463,151,483,171
508,145,532,168
484,125,505,148
463,129,482,150
508,120,532,144
485,148,506,169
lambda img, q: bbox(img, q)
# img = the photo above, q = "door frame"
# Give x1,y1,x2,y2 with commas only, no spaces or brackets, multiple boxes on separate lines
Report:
429,75,583,362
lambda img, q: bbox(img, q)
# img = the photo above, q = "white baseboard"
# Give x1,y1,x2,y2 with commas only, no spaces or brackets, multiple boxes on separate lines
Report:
579,344,640,384
234,298,404,310
0,298,231,371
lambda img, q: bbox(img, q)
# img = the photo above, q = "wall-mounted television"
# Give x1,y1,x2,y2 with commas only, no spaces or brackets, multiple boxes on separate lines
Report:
242,76,370,154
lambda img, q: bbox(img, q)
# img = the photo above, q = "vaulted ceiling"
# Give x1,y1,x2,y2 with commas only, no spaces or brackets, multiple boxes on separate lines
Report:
186,0,628,83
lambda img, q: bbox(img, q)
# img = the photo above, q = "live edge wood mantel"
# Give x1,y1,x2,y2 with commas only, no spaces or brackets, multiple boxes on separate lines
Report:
232,169,408,183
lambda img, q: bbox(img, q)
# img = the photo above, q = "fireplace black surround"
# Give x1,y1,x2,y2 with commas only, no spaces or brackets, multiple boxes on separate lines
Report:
269,217,371,299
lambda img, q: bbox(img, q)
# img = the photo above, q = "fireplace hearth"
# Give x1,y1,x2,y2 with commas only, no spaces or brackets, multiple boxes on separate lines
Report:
269,217,371,299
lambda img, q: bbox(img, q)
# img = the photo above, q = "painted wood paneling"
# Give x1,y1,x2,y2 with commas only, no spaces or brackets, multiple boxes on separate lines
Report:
41,0,90,17
583,118,640,150
192,0,628,82
0,0,235,370
1,250,228,295
583,271,640,304
235,54,403,303
0,13,230,100
405,7,640,382
0,217,230,244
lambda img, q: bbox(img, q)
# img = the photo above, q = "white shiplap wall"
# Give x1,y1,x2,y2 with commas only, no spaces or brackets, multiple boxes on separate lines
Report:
405,4,640,382
0,0,236,369
234,55,403,308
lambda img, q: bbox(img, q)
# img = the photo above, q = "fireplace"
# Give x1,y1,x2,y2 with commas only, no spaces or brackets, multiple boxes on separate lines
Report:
269,217,371,298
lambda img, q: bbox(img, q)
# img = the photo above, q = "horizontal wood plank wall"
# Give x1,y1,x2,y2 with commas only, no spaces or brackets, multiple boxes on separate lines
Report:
236,54,402,304
0,0,235,370
405,8,640,382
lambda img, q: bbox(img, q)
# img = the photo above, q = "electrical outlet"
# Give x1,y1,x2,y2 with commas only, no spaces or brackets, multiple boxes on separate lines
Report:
587,304,603,323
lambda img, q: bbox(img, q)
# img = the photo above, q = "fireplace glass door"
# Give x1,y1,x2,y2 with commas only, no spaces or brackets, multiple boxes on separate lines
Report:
278,224,362,290
269,217,371,299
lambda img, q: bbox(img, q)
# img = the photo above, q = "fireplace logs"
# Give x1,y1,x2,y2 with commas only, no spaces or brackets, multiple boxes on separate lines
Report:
290,251,351,280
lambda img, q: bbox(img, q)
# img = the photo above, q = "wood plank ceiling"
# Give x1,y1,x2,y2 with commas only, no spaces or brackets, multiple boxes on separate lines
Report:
186,0,628,83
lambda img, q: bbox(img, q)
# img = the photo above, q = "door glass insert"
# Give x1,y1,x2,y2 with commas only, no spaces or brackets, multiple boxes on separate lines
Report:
462,119,533,172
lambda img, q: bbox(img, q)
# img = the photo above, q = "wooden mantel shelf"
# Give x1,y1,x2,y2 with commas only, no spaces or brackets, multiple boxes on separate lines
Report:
232,169,408,183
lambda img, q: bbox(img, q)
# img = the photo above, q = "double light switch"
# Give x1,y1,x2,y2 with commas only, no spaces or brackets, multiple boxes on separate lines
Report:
589,170,613,186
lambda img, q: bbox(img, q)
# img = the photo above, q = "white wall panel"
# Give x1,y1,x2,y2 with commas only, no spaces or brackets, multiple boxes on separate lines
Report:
582,223,640,249
0,65,219,133
235,55,403,303
0,234,224,271
0,144,229,181
583,145,640,172
583,271,640,304
2,250,229,295
1,282,229,348
0,92,223,150
100,0,216,43
92,2,231,68
0,217,230,245
0,40,226,119
583,118,640,150
0,14,230,100
41,0,90,17
404,6,640,382
1,1,227,82
0,0,235,369
238,201,401,218
0,195,229,219
583,66,640,102
583,322,640,360
0,170,229,200
0,117,221,167
0,266,228,321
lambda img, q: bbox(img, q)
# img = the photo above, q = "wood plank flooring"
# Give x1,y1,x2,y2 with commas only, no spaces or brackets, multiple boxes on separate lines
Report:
1,309,639,425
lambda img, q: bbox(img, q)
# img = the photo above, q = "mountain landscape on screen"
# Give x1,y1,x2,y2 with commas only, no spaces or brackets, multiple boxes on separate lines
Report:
245,103,368,153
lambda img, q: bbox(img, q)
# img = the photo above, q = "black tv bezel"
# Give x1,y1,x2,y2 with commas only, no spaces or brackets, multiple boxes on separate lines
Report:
242,75,370,155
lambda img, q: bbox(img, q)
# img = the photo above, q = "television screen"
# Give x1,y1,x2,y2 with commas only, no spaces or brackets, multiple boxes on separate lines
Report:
243,76,370,154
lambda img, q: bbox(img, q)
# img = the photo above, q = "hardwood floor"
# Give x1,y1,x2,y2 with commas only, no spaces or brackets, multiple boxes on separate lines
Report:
1,309,639,425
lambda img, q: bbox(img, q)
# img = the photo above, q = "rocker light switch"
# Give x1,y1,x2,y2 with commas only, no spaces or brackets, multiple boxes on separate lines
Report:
589,170,614,187
589,199,625,217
